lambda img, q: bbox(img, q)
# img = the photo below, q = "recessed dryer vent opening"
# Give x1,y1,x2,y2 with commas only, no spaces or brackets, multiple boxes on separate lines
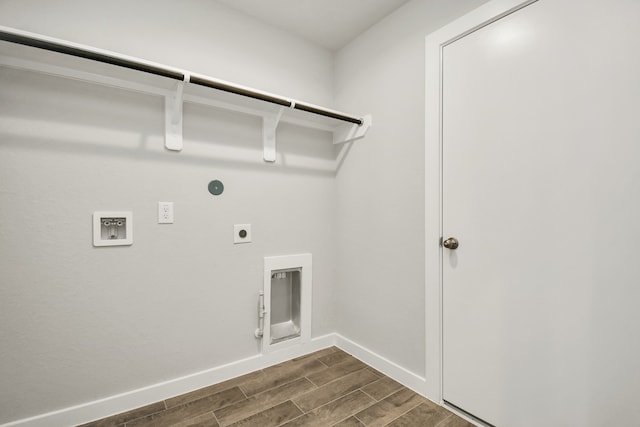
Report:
260,254,311,353
270,269,302,344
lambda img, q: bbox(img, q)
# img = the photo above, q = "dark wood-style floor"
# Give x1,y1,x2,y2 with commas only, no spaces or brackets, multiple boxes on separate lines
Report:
79,347,473,427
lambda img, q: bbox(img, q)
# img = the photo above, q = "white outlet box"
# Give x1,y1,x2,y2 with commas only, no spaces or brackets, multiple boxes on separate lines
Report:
234,224,252,244
93,211,133,246
158,202,174,224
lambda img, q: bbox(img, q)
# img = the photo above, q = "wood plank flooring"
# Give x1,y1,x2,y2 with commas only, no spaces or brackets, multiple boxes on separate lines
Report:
78,347,473,427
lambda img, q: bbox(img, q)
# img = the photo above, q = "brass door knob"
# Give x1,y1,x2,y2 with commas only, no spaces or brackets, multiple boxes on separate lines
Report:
443,237,459,250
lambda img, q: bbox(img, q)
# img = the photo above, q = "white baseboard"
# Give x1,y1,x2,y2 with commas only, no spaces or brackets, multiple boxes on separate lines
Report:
1,334,335,427
2,333,432,427
333,334,428,397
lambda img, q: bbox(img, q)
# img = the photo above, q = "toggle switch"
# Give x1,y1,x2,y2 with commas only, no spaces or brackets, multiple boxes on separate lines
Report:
234,224,251,244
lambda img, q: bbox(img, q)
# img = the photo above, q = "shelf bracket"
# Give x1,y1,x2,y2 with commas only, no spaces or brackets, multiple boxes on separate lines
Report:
262,106,285,162
333,114,372,145
165,80,185,151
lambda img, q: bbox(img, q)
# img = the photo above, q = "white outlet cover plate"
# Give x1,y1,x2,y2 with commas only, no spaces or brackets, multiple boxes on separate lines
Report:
234,224,252,244
158,202,174,224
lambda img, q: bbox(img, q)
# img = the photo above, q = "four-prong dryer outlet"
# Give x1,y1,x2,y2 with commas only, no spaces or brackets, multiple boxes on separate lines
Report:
234,224,252,244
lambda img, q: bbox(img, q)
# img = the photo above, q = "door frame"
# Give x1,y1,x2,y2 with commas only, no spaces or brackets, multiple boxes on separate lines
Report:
423,0,537,405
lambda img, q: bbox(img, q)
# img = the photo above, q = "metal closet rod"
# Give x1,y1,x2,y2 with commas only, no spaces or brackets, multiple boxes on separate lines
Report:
0,29,364,126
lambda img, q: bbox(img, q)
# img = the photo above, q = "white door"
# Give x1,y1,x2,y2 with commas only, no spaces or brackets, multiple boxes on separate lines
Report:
442,1,640,425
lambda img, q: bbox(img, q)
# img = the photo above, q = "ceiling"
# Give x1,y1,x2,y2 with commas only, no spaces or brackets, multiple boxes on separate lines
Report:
213,0,411,51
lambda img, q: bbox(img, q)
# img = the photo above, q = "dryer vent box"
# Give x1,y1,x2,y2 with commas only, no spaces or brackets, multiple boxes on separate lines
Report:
270,269,302,344
262,254,312,353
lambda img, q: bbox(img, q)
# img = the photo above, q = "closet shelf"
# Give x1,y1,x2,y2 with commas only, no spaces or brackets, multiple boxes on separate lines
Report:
0,25,371,162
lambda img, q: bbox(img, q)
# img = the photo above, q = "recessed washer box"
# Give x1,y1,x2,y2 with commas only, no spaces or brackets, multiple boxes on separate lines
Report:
93,211,133,246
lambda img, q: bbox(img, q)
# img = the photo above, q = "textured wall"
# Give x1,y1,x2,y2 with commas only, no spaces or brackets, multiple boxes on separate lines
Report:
0,0,333,105
0,1,337,423
0,0,494,422
333,0,489,379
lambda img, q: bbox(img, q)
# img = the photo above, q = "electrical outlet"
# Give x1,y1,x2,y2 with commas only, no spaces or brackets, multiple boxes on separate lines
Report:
158,202,174,224
234,224,251,244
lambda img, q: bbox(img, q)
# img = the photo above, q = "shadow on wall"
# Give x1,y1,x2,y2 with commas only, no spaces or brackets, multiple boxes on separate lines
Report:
0,66,352,177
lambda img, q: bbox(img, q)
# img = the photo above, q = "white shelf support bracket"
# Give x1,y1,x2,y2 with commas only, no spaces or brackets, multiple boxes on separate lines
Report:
262,107,285,162
165,80,185,151
333,114,372,145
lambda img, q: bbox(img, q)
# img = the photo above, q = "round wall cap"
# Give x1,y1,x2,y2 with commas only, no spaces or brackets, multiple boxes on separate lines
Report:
208,180,224,196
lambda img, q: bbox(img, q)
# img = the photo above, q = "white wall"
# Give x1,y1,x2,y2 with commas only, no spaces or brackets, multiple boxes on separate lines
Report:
0,1,337,423
333,0,488,382
0,0,333,105
0,0,495,423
